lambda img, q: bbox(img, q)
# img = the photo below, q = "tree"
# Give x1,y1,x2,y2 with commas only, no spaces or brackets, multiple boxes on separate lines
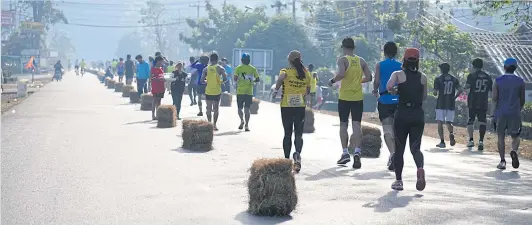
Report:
49,30,75,60
469,0,531,27
180,1,268,59
20,0,68,29
139,0,168,54
115,32,145,58
238,15,324,73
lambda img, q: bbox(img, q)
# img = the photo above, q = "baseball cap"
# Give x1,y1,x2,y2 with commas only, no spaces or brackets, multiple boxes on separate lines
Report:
241,53,250,60
504,58,518,67
403,48,420,61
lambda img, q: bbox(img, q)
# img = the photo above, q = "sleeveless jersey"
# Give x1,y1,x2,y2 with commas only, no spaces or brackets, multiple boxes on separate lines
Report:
205,65,222,95
280,68,311,108
310,76,317,93
378,58,402,104
339,55,363,101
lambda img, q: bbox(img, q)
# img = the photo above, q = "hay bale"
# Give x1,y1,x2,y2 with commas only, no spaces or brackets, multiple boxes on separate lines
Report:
114,82,124,92
104,77,111,86
362,125,381,137
220,93,232,107
130,92,140,103
157,105,177,128
360,125,382,158
247,158,297,217
182,119,214,151
303,107,315,133
122,85,135,97
107,80,116,89
250,98,260,114
140,93,153,110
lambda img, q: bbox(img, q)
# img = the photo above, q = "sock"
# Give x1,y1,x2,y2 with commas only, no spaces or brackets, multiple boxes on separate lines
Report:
342,148,348,154
441,139,445,143
354,147,361,154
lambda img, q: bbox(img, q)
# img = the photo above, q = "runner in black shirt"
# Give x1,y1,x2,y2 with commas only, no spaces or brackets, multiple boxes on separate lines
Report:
465,58,492,150
125,54,135,85
171,62,188,120
433,63,462,148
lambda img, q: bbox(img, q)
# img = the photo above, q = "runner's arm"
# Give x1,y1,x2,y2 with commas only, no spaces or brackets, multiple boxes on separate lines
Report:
275,72,287,90
421,73,428,101
454,78,463,99
386,71,398,92
360,57,372,83
254,68,260,82
433,77,439,96
200,67,208,84
520,82,525,110
373,62,380,95
491,82,498,116
331,57,347,83
218,65,227,82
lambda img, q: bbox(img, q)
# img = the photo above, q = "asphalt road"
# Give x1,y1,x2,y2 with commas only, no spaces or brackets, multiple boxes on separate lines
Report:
2,72,531,225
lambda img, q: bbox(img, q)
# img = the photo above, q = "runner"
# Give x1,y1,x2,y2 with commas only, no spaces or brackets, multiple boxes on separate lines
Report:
373,41,401,171
492,58,523,170
309,72,318,106
220,58,233,93
386,48,426,191
117,58,125,83
150,56,166,120
272,50,311,173
312,81,324,110
125,55,135,85
433,63,462,148
79,59,86,76
74,59,80,74
329,37,372,169
200,53,227,130
234,53,260,131
135,55,150,97
171,62,188,120
186,57,198,106
465,58,493,150
111,59,118,75
192,56,210,116
166,61,175,73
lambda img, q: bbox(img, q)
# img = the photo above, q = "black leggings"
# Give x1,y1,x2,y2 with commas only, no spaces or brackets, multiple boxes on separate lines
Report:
394,108,425,181
171,89,184,116
281,107,306,159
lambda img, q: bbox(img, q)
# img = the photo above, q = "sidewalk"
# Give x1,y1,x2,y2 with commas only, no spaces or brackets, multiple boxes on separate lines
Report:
1,72,531,225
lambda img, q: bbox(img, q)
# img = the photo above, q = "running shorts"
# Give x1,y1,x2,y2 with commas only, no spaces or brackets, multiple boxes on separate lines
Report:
468,108,487,124
153,92,165,98
197,85,206,95
435,109,455,122
237,94,253,109
378,103,397,121
205,94,221,101
338,99,363,122
496,114,522,137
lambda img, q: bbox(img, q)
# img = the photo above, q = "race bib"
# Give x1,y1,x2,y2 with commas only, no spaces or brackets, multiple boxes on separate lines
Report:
244,74,254,81
287,94,303,107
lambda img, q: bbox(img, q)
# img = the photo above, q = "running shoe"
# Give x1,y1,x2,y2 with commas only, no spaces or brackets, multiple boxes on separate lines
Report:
416,168,426,191
213,125,218,131
387,153,395,171
352,153,362,169
197,112,203,116
497,161,506,170
293,152,301,173
467,140,474,148
478,141,484,151
245,125,250,132
436,142,446,148
337,153,351,165
450,134,456,146
391,180,403,191
190,103,194,106
510,150,519,169
177,116,181,120
238,121,244,130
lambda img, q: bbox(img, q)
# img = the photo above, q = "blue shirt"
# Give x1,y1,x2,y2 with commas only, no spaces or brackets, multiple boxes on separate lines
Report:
495,74,524,117
191,63,207,86
136,61,150,79
378,58,402,104
224,65,233,78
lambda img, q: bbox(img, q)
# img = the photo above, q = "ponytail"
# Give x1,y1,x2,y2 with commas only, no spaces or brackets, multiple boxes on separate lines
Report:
291,58,307,80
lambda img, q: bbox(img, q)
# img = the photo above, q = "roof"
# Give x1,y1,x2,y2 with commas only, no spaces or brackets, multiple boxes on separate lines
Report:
470,26,532,82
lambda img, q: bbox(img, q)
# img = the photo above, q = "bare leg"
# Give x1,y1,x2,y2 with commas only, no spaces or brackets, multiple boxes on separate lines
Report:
213,99,220,126
382,117,395,154
206,100,213,122
351,121,362,151
437,121,444,141
340,122,349,149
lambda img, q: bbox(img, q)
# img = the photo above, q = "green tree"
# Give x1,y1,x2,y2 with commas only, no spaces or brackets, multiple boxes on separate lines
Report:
49,30,76,60
237,15,324,73
139,0,168,54
469,0,531,27
180,1,268,59
115,32,145,58
20,0,68,29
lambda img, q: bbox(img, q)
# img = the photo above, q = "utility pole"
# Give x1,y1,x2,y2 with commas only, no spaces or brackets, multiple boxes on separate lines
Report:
189,0,204,20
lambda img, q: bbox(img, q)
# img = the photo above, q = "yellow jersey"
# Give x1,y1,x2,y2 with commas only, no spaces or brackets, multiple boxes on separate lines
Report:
280,68,311,107
339,55,363,101
310,76,318,93
205,65,222,95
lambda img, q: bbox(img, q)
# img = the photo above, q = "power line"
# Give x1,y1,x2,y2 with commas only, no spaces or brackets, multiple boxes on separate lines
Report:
63,21,184,28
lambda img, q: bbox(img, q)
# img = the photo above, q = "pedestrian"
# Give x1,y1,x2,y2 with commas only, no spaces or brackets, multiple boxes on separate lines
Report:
493,58,523,170
200,53,227,131
125,54,135,85
234,53,260,131
150,56,166,120
372,41,402,171
328,37,373,169
135,55,150,97
117,58,125,83
171,62,188,120
433,63,462,148
186,56,198,106
272,50,311,173
386,47,427,191
192,56,209,116
220,58,233,93
465,58,493,151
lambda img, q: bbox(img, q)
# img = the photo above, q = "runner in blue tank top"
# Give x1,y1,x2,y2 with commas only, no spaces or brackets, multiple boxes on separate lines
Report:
373,41,402,171
492,58,524,170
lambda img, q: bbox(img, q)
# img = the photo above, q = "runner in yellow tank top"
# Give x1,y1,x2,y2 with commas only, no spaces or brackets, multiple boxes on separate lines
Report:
328,37,373,169
200,53,227,130
272,50,311,173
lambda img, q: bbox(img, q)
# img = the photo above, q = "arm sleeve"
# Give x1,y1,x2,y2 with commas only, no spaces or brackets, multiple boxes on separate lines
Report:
254,68,260,78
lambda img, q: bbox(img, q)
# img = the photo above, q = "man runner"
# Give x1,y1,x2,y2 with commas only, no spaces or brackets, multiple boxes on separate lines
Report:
79,59,87,76
192,56,209,116
200,53,227,131
373,41,401,171
221,58,233,93
329,37,372,169
186,57,198,106
465,58,492,150
117,58,125,83
111,59,118,75
74,59,80,74
234,53,260,131
493,58,523,170
125,54,135,85
433,63,462,148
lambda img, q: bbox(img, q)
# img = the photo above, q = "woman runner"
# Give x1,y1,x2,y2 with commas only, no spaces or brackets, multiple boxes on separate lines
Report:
386,48,427,191
272,50,311,173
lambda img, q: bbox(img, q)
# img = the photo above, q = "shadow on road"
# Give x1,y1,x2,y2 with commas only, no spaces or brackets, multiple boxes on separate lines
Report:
425,147,451,153
214,130,242,136
353,170,394,180
172,148,210,154
460,148,485,155
484,170,521,180
362,191,422,213
124,120,156,125
234,211,292,225
305,167,351,181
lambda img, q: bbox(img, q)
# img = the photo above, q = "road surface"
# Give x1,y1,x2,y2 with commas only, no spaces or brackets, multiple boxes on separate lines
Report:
2,72,531,225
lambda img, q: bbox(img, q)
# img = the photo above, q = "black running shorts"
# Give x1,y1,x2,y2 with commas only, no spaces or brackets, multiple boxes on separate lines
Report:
378,103,397,121
338,99,363,122
205,94,221,101
237,94,253,109
197,85,206,95
468,108,487,124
